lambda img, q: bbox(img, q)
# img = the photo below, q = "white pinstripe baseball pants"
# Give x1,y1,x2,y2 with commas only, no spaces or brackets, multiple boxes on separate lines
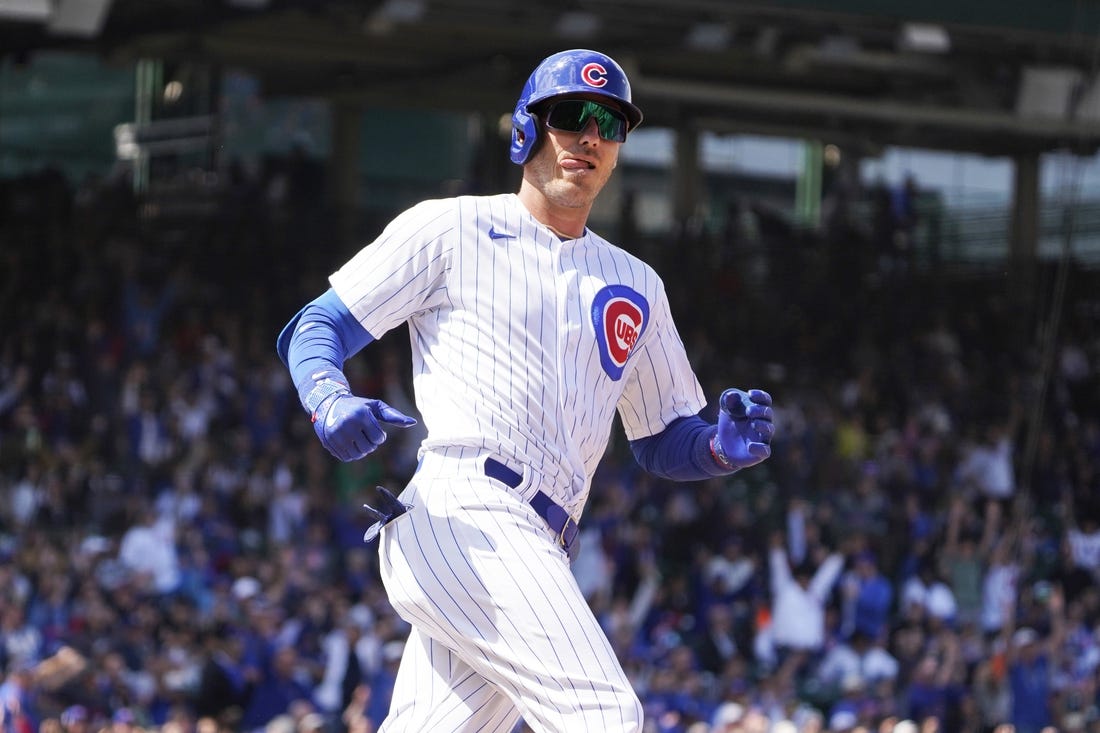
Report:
377,448,643,733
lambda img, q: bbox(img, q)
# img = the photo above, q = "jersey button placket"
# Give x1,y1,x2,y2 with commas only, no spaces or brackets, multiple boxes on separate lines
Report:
551,239,585,499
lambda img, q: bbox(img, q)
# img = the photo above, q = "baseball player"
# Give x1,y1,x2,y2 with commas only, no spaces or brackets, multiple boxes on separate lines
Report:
276,49,774,733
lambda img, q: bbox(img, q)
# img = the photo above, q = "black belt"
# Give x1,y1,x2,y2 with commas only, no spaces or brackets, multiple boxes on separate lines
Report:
484,457,579,561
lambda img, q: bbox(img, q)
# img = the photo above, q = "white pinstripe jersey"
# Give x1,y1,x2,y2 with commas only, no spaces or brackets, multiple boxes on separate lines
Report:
330,192,706,519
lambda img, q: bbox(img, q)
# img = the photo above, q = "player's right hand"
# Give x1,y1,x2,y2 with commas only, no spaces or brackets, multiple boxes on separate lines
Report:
311,392,417,462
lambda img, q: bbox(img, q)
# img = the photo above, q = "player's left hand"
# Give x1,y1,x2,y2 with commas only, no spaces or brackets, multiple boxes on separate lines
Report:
713,388,774,470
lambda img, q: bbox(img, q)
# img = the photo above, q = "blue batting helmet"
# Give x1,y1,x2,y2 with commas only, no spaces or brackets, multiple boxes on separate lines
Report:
510,49,643,165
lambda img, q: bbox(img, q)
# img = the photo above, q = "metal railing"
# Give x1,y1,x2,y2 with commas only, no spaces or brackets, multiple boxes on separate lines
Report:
933,198,1100,268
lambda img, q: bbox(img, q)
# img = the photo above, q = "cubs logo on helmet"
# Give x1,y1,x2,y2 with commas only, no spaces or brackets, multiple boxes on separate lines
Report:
581,62,609,88
591,285,649,380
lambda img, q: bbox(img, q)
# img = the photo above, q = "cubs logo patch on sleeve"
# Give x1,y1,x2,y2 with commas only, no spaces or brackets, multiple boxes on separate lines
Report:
591,285,649,380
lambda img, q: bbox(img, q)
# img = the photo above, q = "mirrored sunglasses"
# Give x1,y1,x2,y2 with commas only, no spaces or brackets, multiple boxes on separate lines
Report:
543,99,629,142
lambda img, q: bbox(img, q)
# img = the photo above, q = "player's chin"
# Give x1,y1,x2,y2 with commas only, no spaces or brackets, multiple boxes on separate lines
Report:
546,181,599,208
566,168,608,187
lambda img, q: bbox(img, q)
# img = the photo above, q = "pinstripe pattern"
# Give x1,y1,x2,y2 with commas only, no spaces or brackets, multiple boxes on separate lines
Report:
384,627,521,733
330,193,705,516
379,449,642,732
328,192,704,731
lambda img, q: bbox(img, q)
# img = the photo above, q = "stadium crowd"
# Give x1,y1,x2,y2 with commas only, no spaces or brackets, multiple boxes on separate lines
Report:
1,158,1100,733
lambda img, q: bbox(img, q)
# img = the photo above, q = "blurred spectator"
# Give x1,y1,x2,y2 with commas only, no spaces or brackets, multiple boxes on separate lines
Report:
117,500,181,597
762,526,844,677
953,416,1018,508
0,661,39,733
1,604,44,671
61,704,92,733
815,630,898,695
1001,584,1066,733
970,658,1011,732
899,556,957,627
703,536,757,605
901,645,962,725
238,645,313,732
193,628,248,724
313,605,380,716
1059,490,1100,604
361,641,403,730
979,529,1020,638
121,264,177,360
710,701,744,732
937,496,993,628
841,550,893,642
692,603,740,677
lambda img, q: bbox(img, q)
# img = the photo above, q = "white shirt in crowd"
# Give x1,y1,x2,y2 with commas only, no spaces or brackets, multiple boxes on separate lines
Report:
118,514,181,594
980,561,1018,634
1068,528,1100,571
955,435,1015,500
816,640,899,687
769,548,845,651
901,575,958,622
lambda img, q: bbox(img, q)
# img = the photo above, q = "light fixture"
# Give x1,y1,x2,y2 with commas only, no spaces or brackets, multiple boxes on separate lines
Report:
164,80,184,103
0,0,51,23
685,22,731,52
364,0,427,35
1016,66,1081,120
898,22,951,54
48,0,113,37
555,11,600,40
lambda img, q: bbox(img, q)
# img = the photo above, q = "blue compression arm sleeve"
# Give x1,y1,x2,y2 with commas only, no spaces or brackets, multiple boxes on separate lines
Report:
629,415,733,481
276,288,375,398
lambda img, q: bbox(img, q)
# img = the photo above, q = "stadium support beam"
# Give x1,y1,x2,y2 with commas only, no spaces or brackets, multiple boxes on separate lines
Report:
1009,152,1039,310
672,123,701,227
330,100,363,248
638,77,1100,152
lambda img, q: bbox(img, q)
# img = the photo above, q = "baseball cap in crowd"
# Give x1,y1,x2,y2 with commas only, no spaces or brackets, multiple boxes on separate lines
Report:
1012,627,1039,648
231,576,262,601
345,604,373,631
297,713,325,733
829,710,858,731
79,535,111,556
712,702,744,729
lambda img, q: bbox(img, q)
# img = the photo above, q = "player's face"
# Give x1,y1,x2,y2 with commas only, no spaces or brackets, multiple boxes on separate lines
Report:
524,95,622,209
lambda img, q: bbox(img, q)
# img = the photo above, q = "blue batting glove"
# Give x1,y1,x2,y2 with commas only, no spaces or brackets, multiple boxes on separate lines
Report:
310,389,417,462
712,388,774,470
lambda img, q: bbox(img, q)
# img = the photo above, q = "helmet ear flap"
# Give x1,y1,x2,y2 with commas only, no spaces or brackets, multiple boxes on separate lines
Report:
510,105,540,165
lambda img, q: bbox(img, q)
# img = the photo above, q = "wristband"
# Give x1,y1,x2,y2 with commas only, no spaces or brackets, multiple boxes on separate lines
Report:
303,377,350,418
710,434,735,470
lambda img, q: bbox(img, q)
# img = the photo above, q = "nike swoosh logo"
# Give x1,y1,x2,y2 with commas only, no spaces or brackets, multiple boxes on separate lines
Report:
488,226,515,240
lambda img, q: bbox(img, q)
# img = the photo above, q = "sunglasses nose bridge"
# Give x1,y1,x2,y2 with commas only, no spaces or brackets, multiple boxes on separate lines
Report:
577,114,603,141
